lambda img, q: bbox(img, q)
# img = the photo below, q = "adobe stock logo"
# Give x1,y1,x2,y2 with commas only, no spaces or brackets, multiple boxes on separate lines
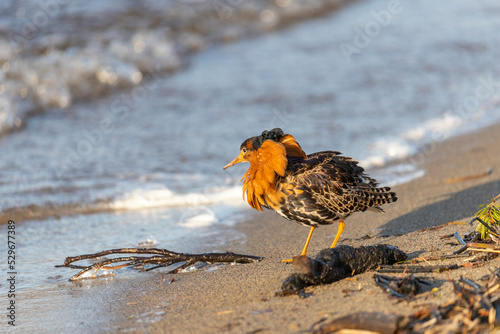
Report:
339,0,403,63
8,0,70,48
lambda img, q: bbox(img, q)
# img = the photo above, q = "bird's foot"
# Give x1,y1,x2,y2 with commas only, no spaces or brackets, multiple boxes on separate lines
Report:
281,254,307,263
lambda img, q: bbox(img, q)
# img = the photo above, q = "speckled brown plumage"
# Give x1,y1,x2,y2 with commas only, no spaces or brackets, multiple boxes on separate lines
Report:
276,150,397,227
224,128,397,260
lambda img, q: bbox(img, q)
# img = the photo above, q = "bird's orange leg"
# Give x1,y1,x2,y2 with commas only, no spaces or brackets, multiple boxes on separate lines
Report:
330,221,345,248
282,226,315,263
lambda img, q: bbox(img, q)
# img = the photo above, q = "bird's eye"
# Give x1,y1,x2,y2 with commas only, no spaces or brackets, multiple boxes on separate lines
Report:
242,148,247,153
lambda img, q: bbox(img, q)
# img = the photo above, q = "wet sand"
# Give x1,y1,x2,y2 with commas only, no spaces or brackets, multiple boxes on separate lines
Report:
27,122,500,333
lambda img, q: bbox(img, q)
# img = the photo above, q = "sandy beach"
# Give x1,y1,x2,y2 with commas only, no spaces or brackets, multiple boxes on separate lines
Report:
56,121,497,334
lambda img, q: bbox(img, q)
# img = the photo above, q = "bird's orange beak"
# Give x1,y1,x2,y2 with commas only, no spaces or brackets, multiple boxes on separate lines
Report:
223,152,246,170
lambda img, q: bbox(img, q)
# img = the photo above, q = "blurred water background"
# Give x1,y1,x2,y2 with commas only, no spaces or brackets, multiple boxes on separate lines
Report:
1,0,500,329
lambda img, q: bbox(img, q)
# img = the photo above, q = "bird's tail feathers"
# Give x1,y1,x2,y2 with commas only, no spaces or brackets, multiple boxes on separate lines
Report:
356,188,398,209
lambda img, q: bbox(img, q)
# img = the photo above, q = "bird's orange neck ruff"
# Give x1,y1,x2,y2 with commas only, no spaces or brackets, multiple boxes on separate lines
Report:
280,134,307,159
241,140,287,211
241,135,305,211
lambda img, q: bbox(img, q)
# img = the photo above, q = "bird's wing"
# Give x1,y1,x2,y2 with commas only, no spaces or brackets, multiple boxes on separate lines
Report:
281,152,394,224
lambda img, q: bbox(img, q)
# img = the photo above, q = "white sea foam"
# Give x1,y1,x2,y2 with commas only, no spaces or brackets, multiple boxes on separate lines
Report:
79,268,97,279
360,102,500,186
179,208,218,228
137,235,158,248
370,164,426,187
110,185,242,211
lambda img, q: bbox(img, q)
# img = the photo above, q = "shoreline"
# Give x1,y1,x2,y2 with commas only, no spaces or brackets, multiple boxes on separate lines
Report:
149,121,500,333
16,121,500,333
7,0,500,332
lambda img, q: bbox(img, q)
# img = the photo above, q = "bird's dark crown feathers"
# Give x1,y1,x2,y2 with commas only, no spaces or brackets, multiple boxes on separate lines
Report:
240,128,285,151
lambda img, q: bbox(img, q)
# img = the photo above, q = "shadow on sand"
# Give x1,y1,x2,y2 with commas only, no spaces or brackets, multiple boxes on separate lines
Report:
379,179,500,236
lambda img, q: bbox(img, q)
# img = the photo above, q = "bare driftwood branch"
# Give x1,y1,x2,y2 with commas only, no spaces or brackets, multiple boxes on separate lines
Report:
444,167,493,184
56,248,263,281
374,273,431,298
377,264,460,273
310,312,407,334
470,216,500,238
